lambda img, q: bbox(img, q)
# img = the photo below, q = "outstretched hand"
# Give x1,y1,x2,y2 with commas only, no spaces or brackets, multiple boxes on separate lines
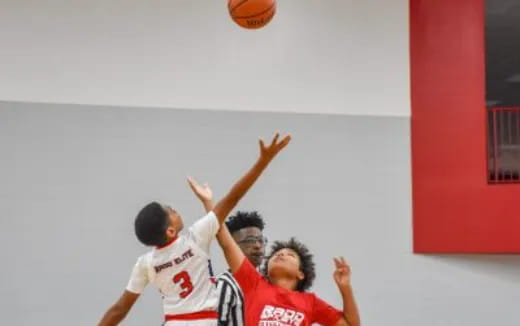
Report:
259,132,291,163
187,176,213,203
333,257,352,289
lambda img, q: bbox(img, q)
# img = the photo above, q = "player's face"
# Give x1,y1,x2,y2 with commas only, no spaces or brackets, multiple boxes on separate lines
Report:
267,248,304,285
165,206,184,235
233,227,266,267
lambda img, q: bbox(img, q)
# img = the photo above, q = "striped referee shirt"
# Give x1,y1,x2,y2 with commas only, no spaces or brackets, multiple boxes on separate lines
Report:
216,271,245,326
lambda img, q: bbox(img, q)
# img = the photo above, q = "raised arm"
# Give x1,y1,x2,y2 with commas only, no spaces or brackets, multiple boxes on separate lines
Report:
211,133,290,225
216,223,246,273
187,133,290,272
331,257,361,326
187,177,215,213
187,178,245,273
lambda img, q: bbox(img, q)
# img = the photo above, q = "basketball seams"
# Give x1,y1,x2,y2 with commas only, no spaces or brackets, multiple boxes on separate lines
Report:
231,2,275,19
229,0,249,13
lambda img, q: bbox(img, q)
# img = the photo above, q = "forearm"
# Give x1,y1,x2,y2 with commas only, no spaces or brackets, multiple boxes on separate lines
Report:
98,291,138,326
98,306,128,326
213,157,270,224
216,224,246,273
202,199,215,213
339,285,360,326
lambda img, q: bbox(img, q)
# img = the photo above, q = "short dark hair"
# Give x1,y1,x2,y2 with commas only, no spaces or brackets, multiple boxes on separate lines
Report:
134,202,170,246
225,211,265,234
263,238,315,292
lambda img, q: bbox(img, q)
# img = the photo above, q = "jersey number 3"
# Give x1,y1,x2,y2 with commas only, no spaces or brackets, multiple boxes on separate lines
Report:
173,271,194,298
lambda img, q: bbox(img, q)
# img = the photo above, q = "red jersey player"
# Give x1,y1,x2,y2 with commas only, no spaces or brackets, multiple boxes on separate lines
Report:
98,133,291,326
188,179,361,326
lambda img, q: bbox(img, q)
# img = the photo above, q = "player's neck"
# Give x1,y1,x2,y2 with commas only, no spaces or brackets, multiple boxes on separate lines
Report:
270,276,298,291
156,234,179,249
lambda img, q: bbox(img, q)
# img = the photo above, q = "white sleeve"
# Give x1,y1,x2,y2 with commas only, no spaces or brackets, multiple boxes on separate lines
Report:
125,255,149,294
188,211,220,254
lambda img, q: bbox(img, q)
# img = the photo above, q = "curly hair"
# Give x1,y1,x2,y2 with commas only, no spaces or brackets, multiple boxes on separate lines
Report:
262,237,315,292
225,211,265,234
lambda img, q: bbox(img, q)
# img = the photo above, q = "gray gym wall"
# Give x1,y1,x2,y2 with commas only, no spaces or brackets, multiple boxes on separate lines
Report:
1,102,519,326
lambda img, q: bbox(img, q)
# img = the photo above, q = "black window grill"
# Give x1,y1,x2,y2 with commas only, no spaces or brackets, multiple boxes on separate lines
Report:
488,107,520,183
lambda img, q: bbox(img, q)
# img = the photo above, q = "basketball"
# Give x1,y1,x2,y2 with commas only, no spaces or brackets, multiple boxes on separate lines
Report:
228,0,276,29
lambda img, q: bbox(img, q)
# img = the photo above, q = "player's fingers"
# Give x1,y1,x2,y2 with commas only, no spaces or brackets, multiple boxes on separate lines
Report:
259,138,265,150
277,134,291,149
270,132,280,146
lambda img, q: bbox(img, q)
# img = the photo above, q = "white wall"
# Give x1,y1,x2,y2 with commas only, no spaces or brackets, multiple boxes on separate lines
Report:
0,0,409,116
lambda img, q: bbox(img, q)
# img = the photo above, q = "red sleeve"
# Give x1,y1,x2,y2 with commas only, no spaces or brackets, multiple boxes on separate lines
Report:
311,294,343,326
233,258,263,295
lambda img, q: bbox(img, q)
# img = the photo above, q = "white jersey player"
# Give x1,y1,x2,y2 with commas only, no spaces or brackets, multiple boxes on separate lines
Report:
98,133,291,326
127,211,220,320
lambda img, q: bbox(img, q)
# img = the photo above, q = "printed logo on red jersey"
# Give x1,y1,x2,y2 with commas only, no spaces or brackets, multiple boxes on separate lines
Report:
259,305,305,326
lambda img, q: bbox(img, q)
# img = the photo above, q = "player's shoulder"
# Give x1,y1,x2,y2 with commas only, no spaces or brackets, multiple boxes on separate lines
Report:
129,250,154,272
136,249,154,263
203,211,217,220
299,291,320,304
178,230,197,247
185,213,216,239
189,211,217,228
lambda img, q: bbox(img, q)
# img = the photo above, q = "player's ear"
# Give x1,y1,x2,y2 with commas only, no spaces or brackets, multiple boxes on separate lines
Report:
166,225,177,238
296,270,304,281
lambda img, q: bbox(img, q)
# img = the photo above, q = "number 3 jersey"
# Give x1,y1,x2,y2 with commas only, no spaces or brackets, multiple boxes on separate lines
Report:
126,212,220,316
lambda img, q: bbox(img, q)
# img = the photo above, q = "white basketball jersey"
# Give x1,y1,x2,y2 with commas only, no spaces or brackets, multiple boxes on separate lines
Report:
126,212,220,315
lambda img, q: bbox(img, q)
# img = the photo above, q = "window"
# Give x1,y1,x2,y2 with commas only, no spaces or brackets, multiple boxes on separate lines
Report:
486,0,520,183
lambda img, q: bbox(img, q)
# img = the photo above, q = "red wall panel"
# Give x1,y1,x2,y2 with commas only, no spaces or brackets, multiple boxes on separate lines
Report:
410,0,520,252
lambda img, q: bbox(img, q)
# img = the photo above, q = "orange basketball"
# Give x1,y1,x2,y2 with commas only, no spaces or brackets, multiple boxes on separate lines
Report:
228,0,276,29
